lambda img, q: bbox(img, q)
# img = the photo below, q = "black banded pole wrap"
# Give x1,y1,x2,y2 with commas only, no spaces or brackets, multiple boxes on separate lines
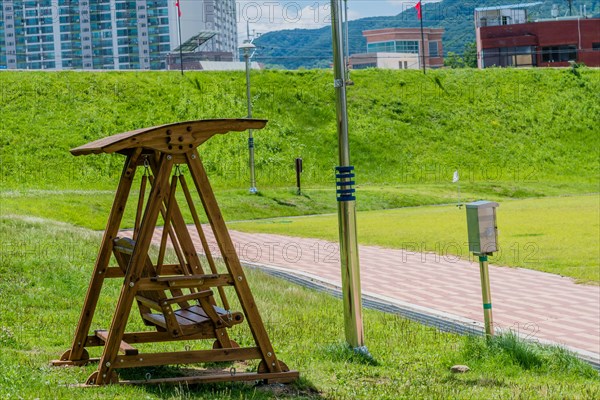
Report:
336,166,355,202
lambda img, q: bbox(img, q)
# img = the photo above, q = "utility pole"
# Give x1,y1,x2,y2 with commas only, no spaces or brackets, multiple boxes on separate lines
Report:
330,0,365,351
240,41,257,194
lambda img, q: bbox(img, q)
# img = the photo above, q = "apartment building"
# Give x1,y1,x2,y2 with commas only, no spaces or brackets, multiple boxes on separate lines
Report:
0,0,237,70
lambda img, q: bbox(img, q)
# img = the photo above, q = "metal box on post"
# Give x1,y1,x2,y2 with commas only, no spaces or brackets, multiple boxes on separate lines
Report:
466,201,499,255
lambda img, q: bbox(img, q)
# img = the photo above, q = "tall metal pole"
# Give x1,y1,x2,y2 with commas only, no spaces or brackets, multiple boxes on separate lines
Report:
241,42,257,194
176,3,183,76
330,0,364,350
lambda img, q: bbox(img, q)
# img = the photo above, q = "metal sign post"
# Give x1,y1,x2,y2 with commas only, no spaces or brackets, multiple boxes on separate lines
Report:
240,42,258,194
295,158,303,195
466,201,499,337
330,0,365,350
478,255,494,336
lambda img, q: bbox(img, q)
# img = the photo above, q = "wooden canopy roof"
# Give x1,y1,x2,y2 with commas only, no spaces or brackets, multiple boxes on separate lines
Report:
71,119,267,156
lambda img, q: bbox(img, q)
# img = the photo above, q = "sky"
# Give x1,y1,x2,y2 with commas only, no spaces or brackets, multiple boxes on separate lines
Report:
234,1,443,41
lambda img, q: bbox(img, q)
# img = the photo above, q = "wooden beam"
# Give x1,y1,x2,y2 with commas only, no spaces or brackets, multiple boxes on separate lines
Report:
51,357,100,367
116,370,300,386
84,329,218,347
105,264,192,279
114,347,262,369
148,160,205,277
64,149,141,362
93,153,174,385
147,174,190,276
137,274,233,291
185,150,282,373
95,330,138,356
179,174,230,310
133,173,147,241
156,174,178,273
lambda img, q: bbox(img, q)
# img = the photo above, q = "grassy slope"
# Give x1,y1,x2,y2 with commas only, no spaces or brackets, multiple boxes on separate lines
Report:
0,68,598,192
230,195,600,284
0,215,598,399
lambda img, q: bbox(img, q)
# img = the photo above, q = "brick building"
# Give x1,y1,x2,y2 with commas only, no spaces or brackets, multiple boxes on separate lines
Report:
349,27,444,70
475,3,600,68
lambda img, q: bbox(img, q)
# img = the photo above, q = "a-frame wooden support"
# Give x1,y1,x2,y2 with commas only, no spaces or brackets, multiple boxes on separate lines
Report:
52,119,298,386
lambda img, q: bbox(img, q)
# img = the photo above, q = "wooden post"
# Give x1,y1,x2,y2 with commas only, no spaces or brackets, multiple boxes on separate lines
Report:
179,174,230,310
148,160,206,276
91,154,174,385
63,149,141,362
185,150,282,373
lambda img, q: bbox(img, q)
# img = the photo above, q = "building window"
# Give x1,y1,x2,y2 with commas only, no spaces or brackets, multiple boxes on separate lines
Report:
592,43,600,51
395,40,419,53
483,46,534,68
353,62,377,70
429,41,439,57
367,41,394,53
541,45,577,63
367,40,419,54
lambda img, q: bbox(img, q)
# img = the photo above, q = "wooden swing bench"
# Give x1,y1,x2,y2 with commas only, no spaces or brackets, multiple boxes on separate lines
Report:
51,119,298,386
112,236,245,340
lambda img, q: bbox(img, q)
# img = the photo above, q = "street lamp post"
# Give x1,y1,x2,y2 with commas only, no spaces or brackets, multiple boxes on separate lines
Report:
240,42,257,194
330,0,365,351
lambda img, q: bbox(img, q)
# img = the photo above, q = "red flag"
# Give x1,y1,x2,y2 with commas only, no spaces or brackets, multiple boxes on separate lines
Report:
175,0,182,17
415,1,422,20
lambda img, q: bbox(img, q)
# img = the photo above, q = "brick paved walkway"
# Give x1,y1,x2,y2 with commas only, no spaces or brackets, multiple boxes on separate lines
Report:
148,228,599,361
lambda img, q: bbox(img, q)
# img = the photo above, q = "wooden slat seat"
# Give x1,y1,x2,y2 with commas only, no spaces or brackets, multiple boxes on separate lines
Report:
112,237,243,338
141,306,243,337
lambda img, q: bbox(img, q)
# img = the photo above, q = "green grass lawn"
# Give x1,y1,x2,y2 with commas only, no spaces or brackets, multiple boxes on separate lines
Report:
230,195,600,284
0,215,598,399
0,178,593,231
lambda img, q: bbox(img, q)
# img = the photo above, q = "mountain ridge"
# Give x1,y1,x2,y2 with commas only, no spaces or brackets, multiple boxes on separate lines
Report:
252,0,600,69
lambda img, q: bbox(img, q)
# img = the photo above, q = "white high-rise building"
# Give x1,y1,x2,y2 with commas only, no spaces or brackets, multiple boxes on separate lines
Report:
171,0,237,55
0,0,237,70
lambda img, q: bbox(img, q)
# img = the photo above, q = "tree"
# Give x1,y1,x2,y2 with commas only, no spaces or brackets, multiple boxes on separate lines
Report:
444,52,466,68
444,42,478,68
462,42,478,68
